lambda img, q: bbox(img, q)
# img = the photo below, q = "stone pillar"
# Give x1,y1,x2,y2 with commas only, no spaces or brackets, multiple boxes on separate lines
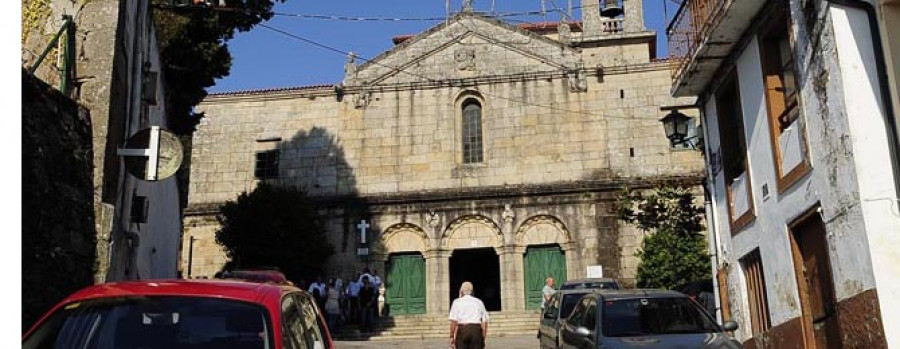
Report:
425,248,451,314
562,242,583,280
580,0,602,41
623,0,645,33
498,245,527,312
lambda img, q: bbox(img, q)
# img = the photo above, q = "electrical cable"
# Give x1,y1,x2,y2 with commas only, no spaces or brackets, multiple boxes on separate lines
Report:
256,22,659,120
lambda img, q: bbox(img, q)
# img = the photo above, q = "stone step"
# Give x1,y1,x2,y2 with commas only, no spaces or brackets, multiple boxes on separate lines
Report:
331,312,541,341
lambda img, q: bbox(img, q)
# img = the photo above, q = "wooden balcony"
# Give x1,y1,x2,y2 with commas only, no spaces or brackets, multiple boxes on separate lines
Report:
667,0,767,97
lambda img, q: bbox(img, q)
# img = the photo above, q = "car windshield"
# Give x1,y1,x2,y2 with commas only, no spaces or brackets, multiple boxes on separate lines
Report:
23,296,273,349
602,297,720,337
560,293,588,319
562,281,618,290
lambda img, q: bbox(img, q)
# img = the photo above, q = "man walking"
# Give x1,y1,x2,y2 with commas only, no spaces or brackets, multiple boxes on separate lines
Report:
449,281,489,349
542,277,556,310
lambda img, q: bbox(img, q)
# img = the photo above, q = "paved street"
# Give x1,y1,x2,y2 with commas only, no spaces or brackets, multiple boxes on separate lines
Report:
335,334,537,349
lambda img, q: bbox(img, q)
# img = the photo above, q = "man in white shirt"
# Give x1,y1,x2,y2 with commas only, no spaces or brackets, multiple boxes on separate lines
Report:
449,281,489,349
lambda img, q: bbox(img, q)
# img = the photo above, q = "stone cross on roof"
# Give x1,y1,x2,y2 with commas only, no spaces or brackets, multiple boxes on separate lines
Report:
462,0,474,12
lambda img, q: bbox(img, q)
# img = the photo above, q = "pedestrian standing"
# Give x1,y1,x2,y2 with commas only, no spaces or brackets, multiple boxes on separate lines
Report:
308,276,326,309
542,277,556,309
348,273,362,323
324,279,341,332
359,277,378,333
449,281,489,349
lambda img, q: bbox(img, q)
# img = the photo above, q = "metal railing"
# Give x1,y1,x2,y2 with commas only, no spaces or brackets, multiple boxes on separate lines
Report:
667,0,727,82
27,15,75,96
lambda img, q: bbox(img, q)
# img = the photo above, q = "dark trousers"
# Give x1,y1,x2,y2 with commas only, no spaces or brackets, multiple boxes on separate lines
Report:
456,324,484,349
349,296,359,323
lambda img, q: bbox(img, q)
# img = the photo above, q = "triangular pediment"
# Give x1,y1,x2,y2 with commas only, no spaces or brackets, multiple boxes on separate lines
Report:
345,13,581,87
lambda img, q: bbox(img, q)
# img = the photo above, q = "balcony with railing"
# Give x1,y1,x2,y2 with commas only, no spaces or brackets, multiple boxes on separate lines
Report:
667,0,767,97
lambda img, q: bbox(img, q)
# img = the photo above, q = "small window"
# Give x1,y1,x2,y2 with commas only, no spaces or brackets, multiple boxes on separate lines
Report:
716,71,755,232
760,6,810,192
255,150,280,179
130,195,149,224
741,249,771,335
462,99,483,164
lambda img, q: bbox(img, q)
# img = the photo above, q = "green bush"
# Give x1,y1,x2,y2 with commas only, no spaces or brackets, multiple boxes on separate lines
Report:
618,186,711,289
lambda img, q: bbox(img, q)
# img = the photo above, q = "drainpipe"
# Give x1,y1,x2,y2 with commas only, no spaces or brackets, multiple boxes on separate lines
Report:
699,106,724,324
826,0,900,200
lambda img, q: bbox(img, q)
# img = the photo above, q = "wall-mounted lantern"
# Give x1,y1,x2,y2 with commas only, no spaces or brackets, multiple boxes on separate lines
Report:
660,106,703,150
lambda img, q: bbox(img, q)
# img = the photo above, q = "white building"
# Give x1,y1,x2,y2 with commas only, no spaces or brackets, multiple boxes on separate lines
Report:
668,0,899,347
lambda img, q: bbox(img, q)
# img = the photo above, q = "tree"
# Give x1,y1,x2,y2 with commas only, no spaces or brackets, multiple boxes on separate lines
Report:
617,185,711,289
151,0,285,134
215,184,334,281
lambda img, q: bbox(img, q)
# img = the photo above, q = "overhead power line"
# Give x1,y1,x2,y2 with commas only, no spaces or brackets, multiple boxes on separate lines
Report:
269,5,588,22
256,23,656,120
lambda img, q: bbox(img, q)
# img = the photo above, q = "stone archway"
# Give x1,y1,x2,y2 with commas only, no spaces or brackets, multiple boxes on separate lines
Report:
441,215,503,250
516,215,576,310
378,223,429,315
515,215,572,246
380,223,429,255
442,216,504,311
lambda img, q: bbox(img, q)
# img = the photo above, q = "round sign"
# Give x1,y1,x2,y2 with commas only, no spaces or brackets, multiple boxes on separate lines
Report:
123,127,184,181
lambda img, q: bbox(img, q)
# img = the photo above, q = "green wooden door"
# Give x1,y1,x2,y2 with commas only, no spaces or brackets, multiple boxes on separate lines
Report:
524,245,567,310
385,254,426,315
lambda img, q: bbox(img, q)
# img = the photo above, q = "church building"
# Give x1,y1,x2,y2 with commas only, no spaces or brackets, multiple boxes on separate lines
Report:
182,0,703,315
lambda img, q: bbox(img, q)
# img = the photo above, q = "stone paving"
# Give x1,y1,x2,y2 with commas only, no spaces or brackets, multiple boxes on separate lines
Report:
334,334,537,349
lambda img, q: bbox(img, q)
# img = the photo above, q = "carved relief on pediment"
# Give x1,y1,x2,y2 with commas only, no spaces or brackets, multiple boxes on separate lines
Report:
454,47,476,71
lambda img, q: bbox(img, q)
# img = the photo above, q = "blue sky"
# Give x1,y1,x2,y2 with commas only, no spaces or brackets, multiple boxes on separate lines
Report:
210,0,677,93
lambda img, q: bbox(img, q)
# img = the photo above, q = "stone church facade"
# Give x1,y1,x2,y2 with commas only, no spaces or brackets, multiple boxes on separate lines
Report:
183,0,703,314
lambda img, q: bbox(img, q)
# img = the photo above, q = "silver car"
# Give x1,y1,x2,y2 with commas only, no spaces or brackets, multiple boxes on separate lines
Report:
559,289,740,349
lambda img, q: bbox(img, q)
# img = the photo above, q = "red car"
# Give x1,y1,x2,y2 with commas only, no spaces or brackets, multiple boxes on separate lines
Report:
23,279,333,349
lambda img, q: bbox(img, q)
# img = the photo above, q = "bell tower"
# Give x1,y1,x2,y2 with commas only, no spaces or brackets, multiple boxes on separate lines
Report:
579,0,646,40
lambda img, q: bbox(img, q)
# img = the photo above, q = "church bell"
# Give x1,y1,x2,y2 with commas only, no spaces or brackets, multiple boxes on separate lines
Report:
600,0,624,18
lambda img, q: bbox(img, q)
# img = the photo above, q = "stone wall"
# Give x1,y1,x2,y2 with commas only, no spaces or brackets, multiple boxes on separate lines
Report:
22,72,96,329
183,13,705,295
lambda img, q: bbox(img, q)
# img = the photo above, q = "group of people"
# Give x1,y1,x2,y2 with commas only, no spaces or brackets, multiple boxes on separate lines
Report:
302,268,384,333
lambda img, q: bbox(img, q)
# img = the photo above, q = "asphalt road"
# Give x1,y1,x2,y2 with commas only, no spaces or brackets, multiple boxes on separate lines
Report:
334,334,537,349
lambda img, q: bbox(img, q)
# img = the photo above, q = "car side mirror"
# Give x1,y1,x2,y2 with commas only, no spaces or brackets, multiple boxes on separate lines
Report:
575,326,593,337
722,321,739,331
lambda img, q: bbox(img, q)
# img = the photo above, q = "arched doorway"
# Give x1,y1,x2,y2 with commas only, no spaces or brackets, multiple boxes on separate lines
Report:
517,215,573,310
442,216,503,311
449,248,502,311
385,252,426,315
379,224,429,315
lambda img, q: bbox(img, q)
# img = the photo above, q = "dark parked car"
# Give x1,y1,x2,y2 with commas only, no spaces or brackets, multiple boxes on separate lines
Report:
539,289,594,349
559,289,740,349
23,279,333,349
560,278,621,290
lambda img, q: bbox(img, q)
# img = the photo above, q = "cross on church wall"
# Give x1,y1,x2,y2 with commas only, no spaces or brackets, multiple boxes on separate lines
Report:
357,219,370,244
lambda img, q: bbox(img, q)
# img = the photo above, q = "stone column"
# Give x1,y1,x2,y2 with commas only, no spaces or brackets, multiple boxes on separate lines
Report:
561,242,583,280
425,248,451,314
623,0,645,33
498,245,527,312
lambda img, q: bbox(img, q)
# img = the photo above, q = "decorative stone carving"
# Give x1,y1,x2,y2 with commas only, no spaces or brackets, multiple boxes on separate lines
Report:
567,60,588,92
354,82,372,109
502,204,515,224
462,0,474,12
455,47,476,71
426,211,441,228
557,21,572,45
344,52,358,85
515,215,572,246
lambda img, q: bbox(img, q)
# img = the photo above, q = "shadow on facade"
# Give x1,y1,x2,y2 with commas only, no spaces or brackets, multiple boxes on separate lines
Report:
274,127,390,340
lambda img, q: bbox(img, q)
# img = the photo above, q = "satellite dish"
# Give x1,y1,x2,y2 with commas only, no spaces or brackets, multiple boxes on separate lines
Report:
119,126,184,181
